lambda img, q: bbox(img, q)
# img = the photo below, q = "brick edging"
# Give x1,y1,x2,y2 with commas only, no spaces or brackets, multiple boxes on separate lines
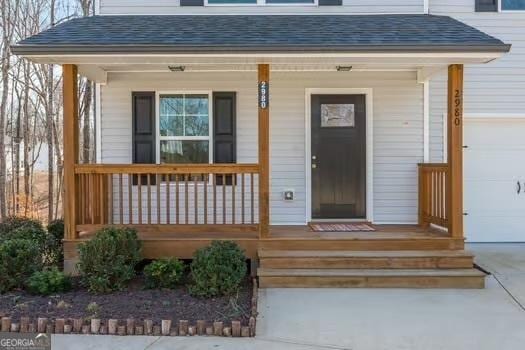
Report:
0,278,259,338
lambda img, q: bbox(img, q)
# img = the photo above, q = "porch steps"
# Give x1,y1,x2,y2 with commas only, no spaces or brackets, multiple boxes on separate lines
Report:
257,250,485,288
258,250,475,269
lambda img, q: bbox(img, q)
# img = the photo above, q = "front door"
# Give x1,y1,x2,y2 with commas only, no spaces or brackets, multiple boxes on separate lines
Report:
311,94,366,219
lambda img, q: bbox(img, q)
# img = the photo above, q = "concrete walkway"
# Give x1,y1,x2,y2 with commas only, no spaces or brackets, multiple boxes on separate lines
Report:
52,243,525,350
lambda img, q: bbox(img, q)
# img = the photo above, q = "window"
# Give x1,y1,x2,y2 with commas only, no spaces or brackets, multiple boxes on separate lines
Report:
158,93,212,165
206,0,315,5
266,0,314,3
207,0,256,3
502,0,525,10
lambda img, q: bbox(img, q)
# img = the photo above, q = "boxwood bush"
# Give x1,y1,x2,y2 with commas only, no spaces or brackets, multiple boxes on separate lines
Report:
190,241,247,297
26,267,71,295
144,258,185,289
77,227,141,293
0,217,47,247
0,216,64,267
0,216,45,236
0,239,42,293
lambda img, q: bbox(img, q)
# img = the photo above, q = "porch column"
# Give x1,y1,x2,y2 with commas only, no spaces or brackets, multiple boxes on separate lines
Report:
63,64,79,240
447,64,464,239
258,64,270,238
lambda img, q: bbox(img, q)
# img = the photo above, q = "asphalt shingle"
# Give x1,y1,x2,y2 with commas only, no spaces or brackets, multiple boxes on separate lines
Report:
12,14,510,54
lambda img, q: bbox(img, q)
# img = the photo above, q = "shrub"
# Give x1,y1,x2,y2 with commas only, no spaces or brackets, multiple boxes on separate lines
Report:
190,241,247,297
26,267,71,295
0,239,43,293
0,217,47,247
0,216,62,267
77,227,141,293
144,258,185,289
46,219,65,266
0,216,45,236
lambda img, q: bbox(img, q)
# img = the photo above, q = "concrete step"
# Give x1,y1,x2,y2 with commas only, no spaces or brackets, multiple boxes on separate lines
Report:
257,268,486,289
258,250,475,269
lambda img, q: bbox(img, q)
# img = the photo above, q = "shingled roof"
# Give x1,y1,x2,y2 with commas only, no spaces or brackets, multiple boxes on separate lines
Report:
12,14,511,55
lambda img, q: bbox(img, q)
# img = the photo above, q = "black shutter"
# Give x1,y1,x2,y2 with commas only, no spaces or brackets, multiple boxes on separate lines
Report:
132,92,156,185
213,92,236,185
319,0,342,5
180,0,204,6
475,0,498,11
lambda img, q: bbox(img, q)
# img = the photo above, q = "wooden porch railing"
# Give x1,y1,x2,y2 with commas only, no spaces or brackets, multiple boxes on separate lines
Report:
73,164,260,236
418,163,449,229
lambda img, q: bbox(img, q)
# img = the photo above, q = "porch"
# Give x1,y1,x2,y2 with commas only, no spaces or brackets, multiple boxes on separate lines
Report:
12,14,510,287
61,66,458,247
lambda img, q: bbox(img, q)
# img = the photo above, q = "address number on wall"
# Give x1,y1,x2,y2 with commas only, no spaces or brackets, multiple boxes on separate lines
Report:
259,81,269,109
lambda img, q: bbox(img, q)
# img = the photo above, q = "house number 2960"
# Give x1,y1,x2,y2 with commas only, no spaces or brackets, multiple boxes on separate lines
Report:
454,89,462,126
259,81,269,109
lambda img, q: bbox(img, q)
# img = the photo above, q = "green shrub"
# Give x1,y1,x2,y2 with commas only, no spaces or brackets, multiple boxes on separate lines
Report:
46,219,64,267
77,227,141,293
0,217,47,247
0,216,62,267
0,216,45,236
26,267,71,295
144,258,185,289
0,239,43,293
190,241,247,297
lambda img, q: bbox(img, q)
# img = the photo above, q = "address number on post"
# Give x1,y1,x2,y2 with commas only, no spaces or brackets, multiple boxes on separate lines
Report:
259,81,269,109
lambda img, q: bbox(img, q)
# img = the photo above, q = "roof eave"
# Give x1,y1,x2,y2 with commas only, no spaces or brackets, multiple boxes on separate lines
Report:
11,43,512,56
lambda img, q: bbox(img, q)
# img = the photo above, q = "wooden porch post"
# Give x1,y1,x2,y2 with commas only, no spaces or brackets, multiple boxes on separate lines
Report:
447,64,464,239
63,64,79,240
258,64,270,238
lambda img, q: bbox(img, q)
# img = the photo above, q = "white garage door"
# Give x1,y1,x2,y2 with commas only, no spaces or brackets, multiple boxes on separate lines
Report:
464,118,525,242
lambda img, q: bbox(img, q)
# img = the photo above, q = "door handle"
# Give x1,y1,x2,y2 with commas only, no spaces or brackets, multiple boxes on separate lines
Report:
312,164,317,169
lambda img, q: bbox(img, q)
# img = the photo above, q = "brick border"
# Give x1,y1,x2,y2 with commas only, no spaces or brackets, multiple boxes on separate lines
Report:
0,278,259,338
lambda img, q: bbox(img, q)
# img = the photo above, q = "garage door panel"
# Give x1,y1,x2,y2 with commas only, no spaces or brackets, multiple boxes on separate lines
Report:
465,180,524,212
464,119,525,242
465,122,525,147
465,151,525,179
465,215,525,242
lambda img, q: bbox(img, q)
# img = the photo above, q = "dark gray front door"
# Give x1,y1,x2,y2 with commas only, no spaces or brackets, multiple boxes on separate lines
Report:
311,94,366,219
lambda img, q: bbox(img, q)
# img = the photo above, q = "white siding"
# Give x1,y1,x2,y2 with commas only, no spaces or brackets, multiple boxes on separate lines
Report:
429,1,525,161
99,0,423,15
100,71,423,224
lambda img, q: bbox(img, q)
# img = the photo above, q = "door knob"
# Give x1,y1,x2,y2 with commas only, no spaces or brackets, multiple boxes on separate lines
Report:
312,155,317,160
312,164,317,169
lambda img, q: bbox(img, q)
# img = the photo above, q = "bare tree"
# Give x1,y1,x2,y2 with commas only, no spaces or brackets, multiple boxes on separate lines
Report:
0,0,22,219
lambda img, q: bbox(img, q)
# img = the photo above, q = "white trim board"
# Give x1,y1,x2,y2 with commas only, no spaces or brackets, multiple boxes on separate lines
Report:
304,88,374,223
464,113,525,121
422,80,429,162
95,83,102,163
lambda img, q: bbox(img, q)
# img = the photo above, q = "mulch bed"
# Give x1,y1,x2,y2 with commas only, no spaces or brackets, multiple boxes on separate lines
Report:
0,277,258,337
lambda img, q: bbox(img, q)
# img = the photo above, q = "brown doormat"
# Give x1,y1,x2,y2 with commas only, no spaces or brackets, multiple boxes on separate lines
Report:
309,223,376,232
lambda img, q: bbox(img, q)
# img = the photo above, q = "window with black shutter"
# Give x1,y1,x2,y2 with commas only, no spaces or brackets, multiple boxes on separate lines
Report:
475,0,498,11
213,92,237,185
132,92,156,185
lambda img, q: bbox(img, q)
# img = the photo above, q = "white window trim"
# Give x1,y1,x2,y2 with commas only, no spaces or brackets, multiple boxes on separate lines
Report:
499,0,525,12
204,0,318,7
155,91,214,165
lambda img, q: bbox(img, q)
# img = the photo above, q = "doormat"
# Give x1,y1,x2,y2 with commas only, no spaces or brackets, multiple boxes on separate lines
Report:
309,223,376,232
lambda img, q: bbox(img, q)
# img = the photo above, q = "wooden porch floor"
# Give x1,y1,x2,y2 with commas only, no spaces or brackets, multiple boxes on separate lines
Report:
66,224,462,261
